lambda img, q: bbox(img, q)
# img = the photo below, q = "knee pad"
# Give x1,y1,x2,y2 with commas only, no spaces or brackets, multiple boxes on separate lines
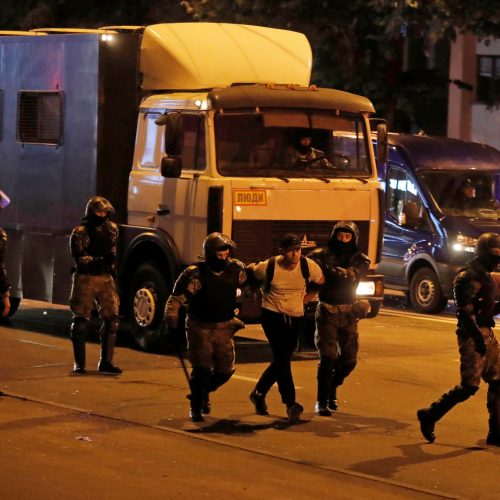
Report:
101,316,119,334
71,317,88,339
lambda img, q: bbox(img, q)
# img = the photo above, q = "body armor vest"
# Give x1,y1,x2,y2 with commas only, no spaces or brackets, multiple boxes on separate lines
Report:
189,261,241,322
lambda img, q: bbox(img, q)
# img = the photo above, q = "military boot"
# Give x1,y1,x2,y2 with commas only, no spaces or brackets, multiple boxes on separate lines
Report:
486,383,500,446
417,386,473,443
316,360,333,416
70,318,87,374
189,367,211,422
98,319,122,374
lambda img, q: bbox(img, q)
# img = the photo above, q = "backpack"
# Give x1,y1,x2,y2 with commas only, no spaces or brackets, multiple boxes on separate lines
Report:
263,255,310,293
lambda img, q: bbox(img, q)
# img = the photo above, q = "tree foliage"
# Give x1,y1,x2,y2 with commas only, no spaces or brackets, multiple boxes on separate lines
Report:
1,0,498,133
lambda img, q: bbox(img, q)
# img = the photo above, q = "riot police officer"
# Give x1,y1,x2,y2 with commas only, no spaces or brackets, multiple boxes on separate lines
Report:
164,233,248,422
417,233,500,446
309,221,370,416
69,196,121,374
0,190,11,319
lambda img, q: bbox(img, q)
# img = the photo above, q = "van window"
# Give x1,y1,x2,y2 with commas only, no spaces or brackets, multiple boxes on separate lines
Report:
420,171,500,219
387,166,431,230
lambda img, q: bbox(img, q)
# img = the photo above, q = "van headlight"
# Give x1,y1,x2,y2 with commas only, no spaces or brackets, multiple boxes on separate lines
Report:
452,234,477,253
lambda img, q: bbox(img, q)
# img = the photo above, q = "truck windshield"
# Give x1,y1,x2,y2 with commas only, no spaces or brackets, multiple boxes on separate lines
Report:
214,110,371,178
421,171,500,219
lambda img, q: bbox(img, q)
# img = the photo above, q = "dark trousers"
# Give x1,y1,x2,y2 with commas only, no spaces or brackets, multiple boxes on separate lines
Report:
255,308,303,406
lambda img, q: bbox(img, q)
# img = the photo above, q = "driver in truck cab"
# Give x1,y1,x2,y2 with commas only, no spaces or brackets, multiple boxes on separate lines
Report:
287,129,333,170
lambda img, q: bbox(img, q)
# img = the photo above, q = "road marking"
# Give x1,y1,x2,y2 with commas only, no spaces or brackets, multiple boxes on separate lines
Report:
381,310,456,325
31,363,68,368
234,374,303,389
18,339,63,349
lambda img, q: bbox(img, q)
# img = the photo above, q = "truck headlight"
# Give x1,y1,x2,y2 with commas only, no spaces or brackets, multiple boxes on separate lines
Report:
452,234,477,253
356,281,375,297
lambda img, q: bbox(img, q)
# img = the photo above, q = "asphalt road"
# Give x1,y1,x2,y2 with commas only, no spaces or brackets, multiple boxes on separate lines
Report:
0,298,498,499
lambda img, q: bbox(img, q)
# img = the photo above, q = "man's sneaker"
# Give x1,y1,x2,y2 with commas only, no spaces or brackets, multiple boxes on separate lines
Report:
315,401,332,417
72,366,87,374
287,402,304,424
328,398,338,411
189,408,204,422
417,408,436,443
98,362,122,374
249,390,269,415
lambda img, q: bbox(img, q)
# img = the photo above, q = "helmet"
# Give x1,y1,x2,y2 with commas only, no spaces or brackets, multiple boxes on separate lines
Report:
203,233,236,259
0,190,10,209
476,232,500,258
330,221,359,245
84,196,115,218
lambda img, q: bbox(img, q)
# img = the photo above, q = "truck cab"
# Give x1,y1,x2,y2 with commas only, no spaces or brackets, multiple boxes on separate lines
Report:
376,133,500,313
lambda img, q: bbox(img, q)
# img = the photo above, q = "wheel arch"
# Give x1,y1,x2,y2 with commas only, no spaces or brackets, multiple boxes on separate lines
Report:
119,228,182,297
405,255,439,289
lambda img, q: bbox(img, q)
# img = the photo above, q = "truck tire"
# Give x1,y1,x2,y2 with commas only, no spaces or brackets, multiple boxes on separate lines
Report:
409,267,447,314
127,262,171,351
365,300,381,318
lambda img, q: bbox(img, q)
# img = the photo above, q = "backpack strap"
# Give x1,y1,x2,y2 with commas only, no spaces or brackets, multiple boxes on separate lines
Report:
264,256,276,293
300,255,310,283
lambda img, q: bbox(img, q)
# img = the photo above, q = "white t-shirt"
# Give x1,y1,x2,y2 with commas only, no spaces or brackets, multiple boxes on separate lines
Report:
252,256,324,317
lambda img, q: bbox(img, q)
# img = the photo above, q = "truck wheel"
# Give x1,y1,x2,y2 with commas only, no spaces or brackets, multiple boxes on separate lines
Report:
365,300,381,318
409,267,447,314
128,262,170,351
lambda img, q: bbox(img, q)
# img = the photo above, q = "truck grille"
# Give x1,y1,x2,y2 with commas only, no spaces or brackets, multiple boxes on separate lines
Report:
232,220,370,264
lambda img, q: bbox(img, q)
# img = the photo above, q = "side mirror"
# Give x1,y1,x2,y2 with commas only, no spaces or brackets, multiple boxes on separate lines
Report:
156,112,184,156
161,157,182,178
376,123,388,164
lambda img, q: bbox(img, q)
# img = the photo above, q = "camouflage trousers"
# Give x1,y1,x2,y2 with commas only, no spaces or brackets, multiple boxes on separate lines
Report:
69,273,119,320
186,316,245,374
314,303,359,384
458,327,500,388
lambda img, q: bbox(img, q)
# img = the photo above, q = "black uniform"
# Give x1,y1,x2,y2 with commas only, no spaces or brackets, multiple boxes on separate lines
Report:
309,221,370,416
69,196,121,374
164,233,247,422
417,233,500,446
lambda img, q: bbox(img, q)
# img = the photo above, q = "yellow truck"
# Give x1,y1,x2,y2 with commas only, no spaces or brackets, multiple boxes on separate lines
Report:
0,23,386,349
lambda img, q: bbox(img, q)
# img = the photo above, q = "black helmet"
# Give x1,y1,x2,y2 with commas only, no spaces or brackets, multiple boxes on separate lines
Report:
203,233,236,259
0,190,10,209
84,196,115,218
330,221,359,245
476,232,500,258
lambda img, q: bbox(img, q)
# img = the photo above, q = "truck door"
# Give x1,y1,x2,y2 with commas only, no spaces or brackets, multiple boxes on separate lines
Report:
157,113,208,264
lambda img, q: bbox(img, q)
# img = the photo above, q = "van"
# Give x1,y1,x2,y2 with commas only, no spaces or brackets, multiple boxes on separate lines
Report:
376,133,500,313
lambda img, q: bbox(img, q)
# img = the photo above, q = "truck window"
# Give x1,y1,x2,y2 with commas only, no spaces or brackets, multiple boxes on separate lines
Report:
179,114,206,172
17,91,64,145
140,112,164,169
215,110,370,178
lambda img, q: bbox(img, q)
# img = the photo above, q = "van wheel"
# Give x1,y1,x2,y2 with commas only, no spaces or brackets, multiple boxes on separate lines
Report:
409,267,447,314
128,262,171,351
